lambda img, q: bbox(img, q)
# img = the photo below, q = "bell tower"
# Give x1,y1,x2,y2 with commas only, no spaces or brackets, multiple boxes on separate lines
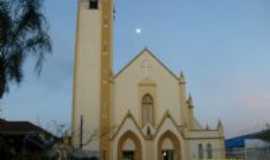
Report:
72,0,113,159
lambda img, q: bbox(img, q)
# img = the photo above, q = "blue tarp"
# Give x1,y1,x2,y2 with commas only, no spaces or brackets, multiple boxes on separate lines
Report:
225,129,270,148
225,135,253,148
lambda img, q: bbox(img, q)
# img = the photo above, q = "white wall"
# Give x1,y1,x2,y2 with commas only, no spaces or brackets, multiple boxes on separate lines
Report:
113,50,182,129
72,0,101,151
188,139,225,159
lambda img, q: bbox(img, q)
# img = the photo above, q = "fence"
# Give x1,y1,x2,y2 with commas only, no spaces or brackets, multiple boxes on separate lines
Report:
226,147,270,160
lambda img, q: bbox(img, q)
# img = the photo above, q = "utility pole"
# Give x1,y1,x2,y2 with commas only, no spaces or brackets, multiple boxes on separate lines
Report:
79,115,84,149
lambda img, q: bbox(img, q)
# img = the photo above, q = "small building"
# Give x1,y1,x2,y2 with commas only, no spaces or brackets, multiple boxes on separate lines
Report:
225,129,270,160
0,119,57,159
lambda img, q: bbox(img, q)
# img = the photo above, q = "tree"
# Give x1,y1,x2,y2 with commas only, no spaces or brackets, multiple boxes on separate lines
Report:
0,0,52,98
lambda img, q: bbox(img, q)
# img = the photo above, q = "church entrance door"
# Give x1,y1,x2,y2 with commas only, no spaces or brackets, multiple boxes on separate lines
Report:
122,151,135,160
158,131,181,160
118,131,142,160
162,150,174,160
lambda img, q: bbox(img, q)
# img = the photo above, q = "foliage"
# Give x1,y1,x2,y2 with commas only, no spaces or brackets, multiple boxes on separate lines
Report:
0,0,52,98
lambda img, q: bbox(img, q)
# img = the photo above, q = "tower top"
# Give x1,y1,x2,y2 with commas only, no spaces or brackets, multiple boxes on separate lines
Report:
88,0,99,10
179,71,186,84
79,0,114,10
217,119,224,129
187,94,194,109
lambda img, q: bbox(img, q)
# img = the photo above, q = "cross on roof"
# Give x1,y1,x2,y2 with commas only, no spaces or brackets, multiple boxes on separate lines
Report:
141,60,152,78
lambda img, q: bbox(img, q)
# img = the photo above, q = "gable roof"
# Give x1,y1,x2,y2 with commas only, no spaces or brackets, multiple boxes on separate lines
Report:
0,120,55,137
114,48,180,81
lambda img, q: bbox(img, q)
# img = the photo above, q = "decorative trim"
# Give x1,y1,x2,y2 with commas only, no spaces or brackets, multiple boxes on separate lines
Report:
111,111,224,142
185,136,225,140
138,80,157,87
190,129,219,132
100,0,113,159
112,111,185,140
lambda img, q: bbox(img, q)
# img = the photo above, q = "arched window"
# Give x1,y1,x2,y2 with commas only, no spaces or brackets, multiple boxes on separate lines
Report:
142,94,154,126
207,143,213,159
198,144,204,159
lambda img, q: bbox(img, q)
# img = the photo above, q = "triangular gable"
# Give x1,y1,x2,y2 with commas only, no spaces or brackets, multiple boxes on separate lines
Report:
112,111,185,140
154,111,185,138
111,111,145,140
114,48,180,81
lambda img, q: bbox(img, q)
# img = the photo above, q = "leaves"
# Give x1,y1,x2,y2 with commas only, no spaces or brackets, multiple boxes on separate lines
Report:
0,1,12,49
0,0,51,98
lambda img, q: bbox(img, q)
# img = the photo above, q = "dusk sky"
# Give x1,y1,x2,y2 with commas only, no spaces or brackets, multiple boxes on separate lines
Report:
1,0,270,138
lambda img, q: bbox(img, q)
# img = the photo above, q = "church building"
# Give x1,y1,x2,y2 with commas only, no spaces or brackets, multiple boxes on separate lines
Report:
72,0,225,160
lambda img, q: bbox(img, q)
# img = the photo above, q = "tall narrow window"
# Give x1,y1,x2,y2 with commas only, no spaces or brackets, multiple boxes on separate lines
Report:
89,0,98,9
198,144,204,159
207,143,213,159
142,94,154,126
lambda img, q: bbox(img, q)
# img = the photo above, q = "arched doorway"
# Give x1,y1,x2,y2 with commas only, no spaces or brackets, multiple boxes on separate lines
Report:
158,131,181,160
118,131,142,160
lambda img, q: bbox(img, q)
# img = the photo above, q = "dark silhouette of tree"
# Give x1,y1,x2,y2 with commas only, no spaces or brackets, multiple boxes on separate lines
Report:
0,0,52,98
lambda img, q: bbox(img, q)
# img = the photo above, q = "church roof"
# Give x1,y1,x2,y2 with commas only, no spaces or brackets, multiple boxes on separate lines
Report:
114,48,180,81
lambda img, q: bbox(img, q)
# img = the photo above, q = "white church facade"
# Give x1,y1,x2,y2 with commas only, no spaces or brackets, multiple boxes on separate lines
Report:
72,0,225,160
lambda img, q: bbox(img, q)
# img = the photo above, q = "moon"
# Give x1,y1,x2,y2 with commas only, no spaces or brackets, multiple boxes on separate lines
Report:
135,28,142,34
